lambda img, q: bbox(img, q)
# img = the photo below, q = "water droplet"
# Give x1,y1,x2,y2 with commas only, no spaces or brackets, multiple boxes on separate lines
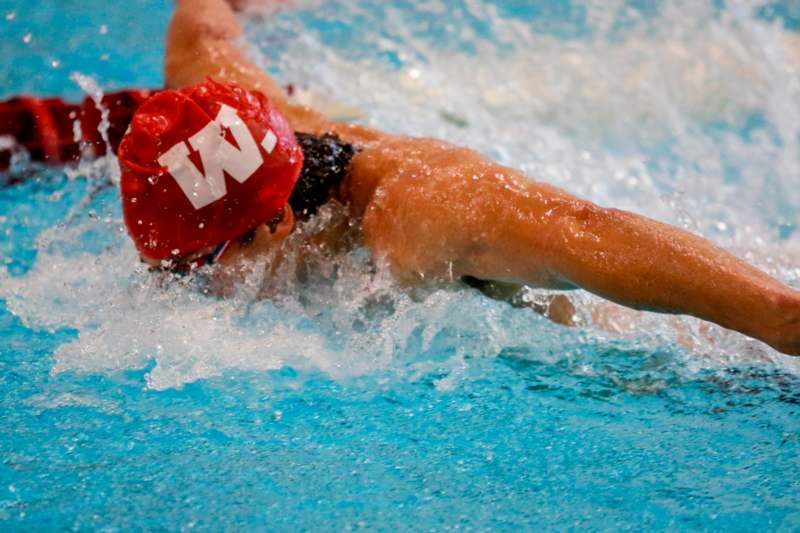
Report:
22,32,31,44
47,190,63,202
5,11,15,20
50,59,60,68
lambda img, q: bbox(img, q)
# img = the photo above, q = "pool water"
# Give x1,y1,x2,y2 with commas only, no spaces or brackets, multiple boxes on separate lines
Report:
1,0,800,530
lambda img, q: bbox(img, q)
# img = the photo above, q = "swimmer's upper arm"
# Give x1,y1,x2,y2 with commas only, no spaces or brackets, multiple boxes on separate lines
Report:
353,137,573,287
360,139,800,353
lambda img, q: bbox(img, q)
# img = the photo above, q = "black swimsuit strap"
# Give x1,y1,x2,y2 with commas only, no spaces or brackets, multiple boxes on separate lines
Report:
290,132,356,217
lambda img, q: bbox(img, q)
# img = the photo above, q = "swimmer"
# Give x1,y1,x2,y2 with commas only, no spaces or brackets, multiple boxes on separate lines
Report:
9,0,800,356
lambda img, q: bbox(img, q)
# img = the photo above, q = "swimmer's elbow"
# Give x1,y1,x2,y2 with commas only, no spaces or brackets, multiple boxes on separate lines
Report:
542,201,625,265
545,201,608,247
568,202,629,235
165,2,247,88
168,0,243,46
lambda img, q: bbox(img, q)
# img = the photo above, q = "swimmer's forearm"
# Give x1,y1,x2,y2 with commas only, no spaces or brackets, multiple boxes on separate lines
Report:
530,203,800,352
166,0,283,96
452,166,800,351
166,0,333,133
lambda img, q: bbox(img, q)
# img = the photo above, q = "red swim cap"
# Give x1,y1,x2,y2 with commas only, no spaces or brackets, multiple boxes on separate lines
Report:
118,78,303,261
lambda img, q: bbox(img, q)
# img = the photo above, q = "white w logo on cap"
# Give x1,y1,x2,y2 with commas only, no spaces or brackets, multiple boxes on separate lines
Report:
157,104,278,210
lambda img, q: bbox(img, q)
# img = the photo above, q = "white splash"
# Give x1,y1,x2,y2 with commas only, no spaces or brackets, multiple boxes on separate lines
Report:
3,0,800,389
69,71,121,184
0,211,581,389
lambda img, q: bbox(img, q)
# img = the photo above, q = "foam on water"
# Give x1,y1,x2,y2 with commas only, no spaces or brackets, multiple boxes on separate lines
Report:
256,0,800,228
2,0,800,390
1,199,586,390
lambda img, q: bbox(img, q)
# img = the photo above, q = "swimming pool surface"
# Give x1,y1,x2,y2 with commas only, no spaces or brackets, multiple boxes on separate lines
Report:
1,0,799,530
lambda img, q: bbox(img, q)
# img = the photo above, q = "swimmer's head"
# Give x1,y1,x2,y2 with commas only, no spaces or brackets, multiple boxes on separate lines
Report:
118,78,303,265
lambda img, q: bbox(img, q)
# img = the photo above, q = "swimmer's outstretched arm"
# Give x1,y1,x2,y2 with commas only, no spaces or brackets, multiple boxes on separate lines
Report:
349,136,800,355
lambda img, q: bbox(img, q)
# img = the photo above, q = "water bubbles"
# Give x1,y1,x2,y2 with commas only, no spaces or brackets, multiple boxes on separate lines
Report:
21,32,31,44
50,59,61,68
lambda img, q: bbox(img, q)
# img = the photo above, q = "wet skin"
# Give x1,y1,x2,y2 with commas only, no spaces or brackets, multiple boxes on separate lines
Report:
162,0,800,356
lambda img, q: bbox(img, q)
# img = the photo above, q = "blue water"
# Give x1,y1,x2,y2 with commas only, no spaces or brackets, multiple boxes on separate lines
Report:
2,1,800,530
